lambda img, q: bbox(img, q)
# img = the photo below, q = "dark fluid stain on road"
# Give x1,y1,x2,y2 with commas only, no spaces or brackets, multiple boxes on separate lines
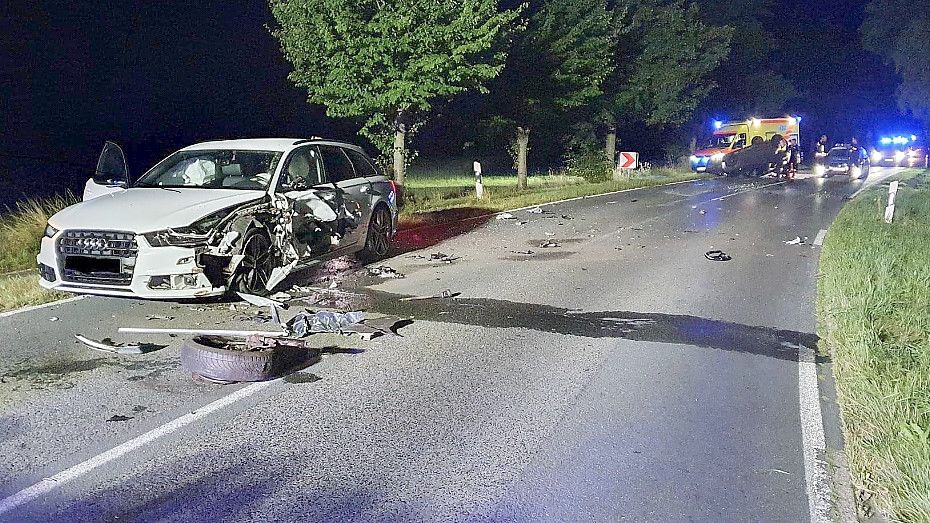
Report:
357,291,819,362
283,372,322,384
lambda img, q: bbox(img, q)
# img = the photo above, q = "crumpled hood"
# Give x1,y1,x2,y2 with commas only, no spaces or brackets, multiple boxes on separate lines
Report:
50,188,266,233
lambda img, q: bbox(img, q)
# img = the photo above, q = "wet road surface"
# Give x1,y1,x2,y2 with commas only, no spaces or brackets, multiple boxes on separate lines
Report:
0,168,903,522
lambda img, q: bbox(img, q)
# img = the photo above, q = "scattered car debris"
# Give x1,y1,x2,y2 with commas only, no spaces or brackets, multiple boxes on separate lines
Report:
145,314,175,321
427,252,459,263
75,334,166,355
269,292,292,301
511,250,535,255
527,207,545,214
784,236,807,245
496,212,516,220
630,199,638,203
120,327,287,337
699,210,707,215
237,292,287,309
49,317,59,322
539,239,561,248
106,415,133,422
286,310,365,337
705,250,732,262
368,265,405,279
561,214,573,220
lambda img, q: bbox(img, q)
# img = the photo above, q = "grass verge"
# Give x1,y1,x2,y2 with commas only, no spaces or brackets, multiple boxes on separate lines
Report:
0,193,78,273
0,273,69,313
401,168,703,223
0,194,77,313
818,169,930,521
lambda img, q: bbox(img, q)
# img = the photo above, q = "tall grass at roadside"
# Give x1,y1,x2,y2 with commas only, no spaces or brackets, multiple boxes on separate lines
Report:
0,273,69,312
818,170,930,521
0,193,78,273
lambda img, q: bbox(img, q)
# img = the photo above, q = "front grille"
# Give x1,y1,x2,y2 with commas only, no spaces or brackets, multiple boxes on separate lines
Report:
57,230,137,286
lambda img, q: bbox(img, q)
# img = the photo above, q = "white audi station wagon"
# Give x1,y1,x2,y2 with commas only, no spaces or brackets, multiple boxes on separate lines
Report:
38,138,398,298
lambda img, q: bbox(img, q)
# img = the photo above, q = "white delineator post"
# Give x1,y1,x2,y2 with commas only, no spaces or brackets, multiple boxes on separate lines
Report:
884,180,899,224
474,160,483,200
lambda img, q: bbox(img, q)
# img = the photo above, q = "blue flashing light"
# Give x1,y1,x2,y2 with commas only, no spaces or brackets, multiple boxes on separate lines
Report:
879,137,893,145
713,120,723,130
893,136,910,145
912,135,918,141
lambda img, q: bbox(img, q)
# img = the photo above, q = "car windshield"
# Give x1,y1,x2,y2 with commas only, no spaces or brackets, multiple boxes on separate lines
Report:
705,134,735,148
135,150,282,190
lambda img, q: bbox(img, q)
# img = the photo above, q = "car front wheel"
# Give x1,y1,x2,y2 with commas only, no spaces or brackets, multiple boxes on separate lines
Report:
230,229,273,296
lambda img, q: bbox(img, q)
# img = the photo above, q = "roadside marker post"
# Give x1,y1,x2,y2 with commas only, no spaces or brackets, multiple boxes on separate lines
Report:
473,161,483,200
884,180,899,224
613,152,639,181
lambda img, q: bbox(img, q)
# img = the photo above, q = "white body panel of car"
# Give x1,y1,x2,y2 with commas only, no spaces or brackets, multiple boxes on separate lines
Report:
38,138,397,299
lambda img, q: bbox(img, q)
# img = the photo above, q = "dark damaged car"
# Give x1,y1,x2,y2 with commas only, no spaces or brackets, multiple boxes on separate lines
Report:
38,138,398,298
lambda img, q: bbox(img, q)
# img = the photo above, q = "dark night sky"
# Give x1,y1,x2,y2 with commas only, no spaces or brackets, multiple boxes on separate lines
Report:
0,0,908,205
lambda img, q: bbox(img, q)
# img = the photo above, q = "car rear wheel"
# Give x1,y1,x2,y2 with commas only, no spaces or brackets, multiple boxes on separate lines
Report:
358,206,391,262
230,229,273,296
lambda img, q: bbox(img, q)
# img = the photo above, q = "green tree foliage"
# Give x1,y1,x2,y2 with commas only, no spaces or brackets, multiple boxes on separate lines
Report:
269,0,521,184
697,0,796,117
610,1,732,127
489,0,614,188
862,0,930,128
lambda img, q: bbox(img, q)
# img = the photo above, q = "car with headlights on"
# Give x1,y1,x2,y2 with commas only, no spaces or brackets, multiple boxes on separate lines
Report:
825,144,870,179
38,138,398,298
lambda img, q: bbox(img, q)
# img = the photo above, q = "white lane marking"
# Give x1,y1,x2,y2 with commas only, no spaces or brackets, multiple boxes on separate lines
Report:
705,180,788,202
849,168,902,200
813,229,827,247
0,295,85,319
0,379,275,516
793,343,831,523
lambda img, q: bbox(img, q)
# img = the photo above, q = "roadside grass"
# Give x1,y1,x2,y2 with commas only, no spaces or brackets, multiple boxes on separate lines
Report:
0,273,69,312
818,169,930,521
0,193,77,273
401,167,703,224
0,194,77,313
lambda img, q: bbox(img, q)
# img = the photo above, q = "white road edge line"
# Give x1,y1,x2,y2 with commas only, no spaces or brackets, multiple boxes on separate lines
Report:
797,344,831,523
813,229,827,247
0,379,275,516
848,168,902,200
705,179,788,202
0,295,85,319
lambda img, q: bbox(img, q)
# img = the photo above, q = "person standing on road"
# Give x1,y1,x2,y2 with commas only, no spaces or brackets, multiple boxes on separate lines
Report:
813,134,829,176
786,138,800,179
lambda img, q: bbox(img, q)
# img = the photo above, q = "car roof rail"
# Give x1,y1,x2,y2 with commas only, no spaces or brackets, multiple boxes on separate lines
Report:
292,137,325,145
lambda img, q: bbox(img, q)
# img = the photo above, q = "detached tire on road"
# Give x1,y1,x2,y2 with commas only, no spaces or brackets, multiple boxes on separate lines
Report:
180,336,278,382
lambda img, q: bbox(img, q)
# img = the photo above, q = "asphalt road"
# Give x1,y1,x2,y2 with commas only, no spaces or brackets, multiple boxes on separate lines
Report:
0,168,904,522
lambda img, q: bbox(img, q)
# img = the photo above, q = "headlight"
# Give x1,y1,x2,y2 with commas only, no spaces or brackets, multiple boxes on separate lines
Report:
689,155,699,162
871,151,882,162
909,150,920,157
894,151,906,162
143,209,231,247
44,224,59,238
711,153,725,161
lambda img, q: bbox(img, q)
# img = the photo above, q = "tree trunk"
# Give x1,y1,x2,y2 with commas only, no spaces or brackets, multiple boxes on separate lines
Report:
516,126,530,190
393,126,406,187
605,125,617,172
